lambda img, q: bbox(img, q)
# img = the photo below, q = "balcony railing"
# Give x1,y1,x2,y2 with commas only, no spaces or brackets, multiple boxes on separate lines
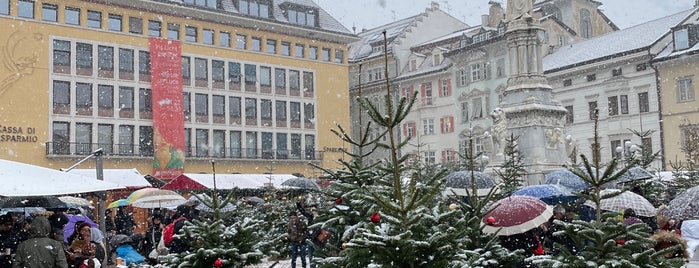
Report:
45,142,322,161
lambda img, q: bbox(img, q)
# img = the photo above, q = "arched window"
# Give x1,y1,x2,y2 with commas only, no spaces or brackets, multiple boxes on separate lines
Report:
580,9,592,38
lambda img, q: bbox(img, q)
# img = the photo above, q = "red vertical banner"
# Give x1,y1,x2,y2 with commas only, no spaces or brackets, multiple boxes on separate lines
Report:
149,38,185,179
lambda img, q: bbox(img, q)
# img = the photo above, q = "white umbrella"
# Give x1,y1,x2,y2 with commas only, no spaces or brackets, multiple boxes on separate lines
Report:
0,159,124,196
583,189,657,217
126,187,186,208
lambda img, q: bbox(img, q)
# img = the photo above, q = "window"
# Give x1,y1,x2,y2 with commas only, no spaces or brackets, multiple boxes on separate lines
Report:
246,131,257,158
220,31,231,47
276,133,288,158
119,87,134,116
212,60,224,85
439,116,454,133
97,85,114,114
303,103,314,127
238,0,271,18
244,64,257,85
53,40,71,68
433,54,442,65
588,101,598,120
251,37,261,51
18,0,33,19
261,132,273,159
440,79,451,97
203,29,214,45
286,7,317,27
212,95,225,120
98,46,114,76
410,59,417,71
76,83,93,115
245,98,257,121
620,95,628,114
76,123,93,154
565,105,574,124
129,17,142,34
289,70,300,91
167,23,180,40
674,28,689,50
276,100,287,122
580,8,592,38
404,122,416,137
470,62,489,82
261,99,272,121
87,10,101,29
52,80,70,114
42,3,57,22
305,134,315,159
139,51,151,76
185,26,198,42
229,96,241,119
195,129,209,157
230,131,242,157
458,68,469,86
309,46,318,60
194,58,208,87
303,72,314,97
266,39,277,54
228,62,241,85
148,20,161,37
281,42,291,56
119,48,134,78
290,134,301,159
586,74,596,82
290,101,301,124
76,43,93,73
608,96,618,116
65,7,80,25
0,0,8,15
184,0,217,8
236,34,246,49
139,88,151,119
639,92,649,113
461,102,469,123
260,66,272,87
421,82,433,106
678,77,695,102
472,97,483,119
181,56,191,81
275,68,286,89
612,67,623,77
335,49,345,63
183,92,191,120
213,130,225,157
52,122,70,154
636,63,647,71
97,124,113,154
108,14,122,31
321,48,330,61
563,79,572,87
295,44,304,58
611,140,622,159
195,93,208,118
423,119,434,135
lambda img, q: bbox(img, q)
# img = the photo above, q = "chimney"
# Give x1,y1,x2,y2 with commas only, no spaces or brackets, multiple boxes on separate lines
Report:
488,1,504,27
430,1,440,10
482,15,490,26
696,0,699,7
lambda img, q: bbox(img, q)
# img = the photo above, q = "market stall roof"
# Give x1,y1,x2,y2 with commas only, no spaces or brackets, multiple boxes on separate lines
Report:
0,159,124,196
161,173,300,191
66,169,151,188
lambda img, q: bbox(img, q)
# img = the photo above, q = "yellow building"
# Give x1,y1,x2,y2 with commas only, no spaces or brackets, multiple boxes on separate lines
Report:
652,15,699,168
0,0,357,179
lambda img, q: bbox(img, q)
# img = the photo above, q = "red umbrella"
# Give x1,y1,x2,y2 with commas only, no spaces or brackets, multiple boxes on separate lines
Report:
482,195,553,236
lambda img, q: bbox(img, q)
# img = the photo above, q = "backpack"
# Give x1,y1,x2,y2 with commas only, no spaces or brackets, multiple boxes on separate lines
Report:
162,217,185,246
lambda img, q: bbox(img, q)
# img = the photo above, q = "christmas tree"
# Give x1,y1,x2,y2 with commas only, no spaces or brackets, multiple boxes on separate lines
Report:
494,134,525,199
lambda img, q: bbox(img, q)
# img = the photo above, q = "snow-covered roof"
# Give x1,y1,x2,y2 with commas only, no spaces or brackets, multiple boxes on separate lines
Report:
397,58,452,80
67,169,152,188
178,173,300,189
150,0,351,34
544,9,694,72
348,13,423,61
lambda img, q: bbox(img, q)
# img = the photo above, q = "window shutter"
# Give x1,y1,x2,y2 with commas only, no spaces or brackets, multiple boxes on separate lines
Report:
465,68,471,84
485,62,492,80
440,118,445,134
442,151,446,162
447,79,452,96
402,124,407,137
449,116,454,132
438,79,443,97
410,85,415,100
411,122,417,137
420,84,426,106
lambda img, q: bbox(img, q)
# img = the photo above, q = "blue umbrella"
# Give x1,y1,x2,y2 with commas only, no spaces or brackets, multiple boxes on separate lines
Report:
545,169,591,192
512,184,578,205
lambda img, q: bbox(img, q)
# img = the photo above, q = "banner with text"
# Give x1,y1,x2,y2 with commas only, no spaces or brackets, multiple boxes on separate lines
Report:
149,38,185,179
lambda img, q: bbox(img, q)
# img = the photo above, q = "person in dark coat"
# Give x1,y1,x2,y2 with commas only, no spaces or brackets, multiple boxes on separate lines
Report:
48,213,69,244
12,216,68,268
0,214,21,268
287,211,307,268
114,207,135,236
141,213,164,264
623,208,644,226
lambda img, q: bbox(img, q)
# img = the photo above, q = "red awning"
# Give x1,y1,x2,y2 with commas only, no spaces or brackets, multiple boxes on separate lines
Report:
160,174,208,191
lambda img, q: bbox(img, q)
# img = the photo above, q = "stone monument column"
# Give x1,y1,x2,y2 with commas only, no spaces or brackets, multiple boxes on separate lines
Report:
497,0,568,185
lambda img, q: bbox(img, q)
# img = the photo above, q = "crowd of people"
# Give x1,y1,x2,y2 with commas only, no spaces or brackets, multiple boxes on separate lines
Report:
498,204,692,264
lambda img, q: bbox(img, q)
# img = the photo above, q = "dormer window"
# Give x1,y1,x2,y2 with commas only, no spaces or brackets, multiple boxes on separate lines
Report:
674,28,689,50
433,54,442,65
183,0,217,9
237,0,272,18
281,3,318,27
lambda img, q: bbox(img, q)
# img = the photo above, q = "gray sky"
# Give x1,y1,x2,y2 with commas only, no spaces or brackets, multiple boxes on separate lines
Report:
315,0,694,33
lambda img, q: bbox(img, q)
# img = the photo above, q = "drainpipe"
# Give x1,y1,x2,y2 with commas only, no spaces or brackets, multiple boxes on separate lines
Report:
650,63,666,171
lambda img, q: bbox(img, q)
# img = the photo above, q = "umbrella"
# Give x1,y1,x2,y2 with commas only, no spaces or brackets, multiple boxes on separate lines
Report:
444,170,497,196
281,177,320,190
512,184,578,205
0,196,68,209
109,234,132,249
126,188,186,208
545,169,592,192
58,196,92,207
583,189,657,217
63,214,98,243
107,199,129,209
0,207,46,217
614,167,655,184
245,196,265,205
188,194,236,212
660,185,699,220
0,158,124,196
482,195,553,236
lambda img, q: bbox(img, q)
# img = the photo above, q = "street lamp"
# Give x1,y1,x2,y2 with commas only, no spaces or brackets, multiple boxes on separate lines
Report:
616,141,641,167
63,148,106,236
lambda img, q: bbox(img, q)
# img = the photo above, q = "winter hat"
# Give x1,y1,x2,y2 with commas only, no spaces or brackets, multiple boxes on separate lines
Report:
175,204,191,218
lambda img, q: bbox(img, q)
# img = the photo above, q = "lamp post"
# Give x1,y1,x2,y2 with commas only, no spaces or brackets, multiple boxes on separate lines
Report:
616,141,641,168
64,148,106,235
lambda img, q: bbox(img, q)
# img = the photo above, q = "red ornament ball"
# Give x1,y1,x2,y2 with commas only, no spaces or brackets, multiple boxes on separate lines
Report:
335,198,343,205
370,213,381,224
486,216,496,225
214,258,223,267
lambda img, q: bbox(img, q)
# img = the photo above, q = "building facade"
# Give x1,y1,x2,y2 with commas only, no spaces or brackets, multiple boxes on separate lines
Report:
0,0,356,178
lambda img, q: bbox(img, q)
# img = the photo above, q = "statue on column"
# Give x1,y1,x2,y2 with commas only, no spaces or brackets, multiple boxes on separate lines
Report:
506,0,534,21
